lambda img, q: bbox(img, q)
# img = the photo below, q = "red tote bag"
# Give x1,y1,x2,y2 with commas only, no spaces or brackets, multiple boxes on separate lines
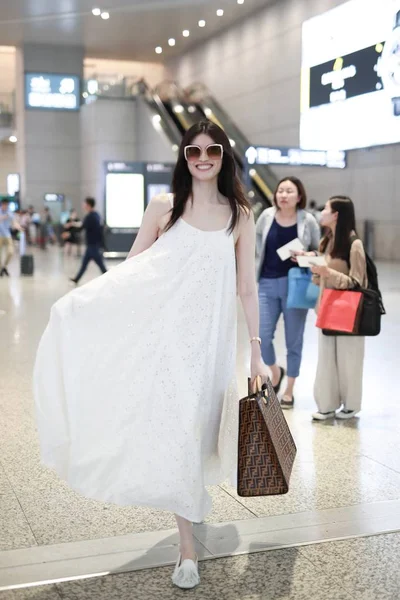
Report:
316,289,363,334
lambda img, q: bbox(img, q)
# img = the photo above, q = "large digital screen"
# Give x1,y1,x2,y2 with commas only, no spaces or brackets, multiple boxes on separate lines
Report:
25,72,80,111
300,0,400,150
105,173,145,229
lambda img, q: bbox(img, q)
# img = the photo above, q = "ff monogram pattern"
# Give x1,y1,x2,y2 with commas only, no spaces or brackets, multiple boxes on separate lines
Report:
237,377,297,497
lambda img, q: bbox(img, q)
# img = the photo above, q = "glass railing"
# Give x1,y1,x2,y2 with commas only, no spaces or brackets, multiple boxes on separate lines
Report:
82,75,148,102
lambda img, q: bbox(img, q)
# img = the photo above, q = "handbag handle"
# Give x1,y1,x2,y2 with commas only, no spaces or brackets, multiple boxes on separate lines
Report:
247,375,263,396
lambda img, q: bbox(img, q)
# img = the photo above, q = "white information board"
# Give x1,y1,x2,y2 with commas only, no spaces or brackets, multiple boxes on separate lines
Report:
105,173,145,229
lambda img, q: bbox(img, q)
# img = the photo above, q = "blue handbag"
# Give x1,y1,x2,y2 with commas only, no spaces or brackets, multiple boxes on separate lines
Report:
287,267,319,310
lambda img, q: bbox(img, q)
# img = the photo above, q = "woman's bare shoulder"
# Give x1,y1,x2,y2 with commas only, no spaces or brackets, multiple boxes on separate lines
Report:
237,205,254,228
148,193,173,215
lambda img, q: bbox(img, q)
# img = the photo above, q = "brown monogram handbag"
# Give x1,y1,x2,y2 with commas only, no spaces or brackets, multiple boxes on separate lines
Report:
237,376,297,497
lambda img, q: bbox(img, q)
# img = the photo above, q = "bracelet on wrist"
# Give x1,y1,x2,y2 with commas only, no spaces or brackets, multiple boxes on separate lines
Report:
250,337,261,345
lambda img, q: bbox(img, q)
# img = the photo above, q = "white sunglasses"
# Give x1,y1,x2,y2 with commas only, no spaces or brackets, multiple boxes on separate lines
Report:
184,143,224,162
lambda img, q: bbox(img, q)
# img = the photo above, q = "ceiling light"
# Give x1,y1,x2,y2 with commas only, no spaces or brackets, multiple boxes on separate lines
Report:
172,144,179,152
198,20,206,27
87,79,99,94
229,138,236,147
204,107,212,116
155,46,163,54
92,8,101,16
168,38,176,47
183,30,190,37
188,105,196,113
82,92,88,98
237,0,244,4
9,135,17,143
100,11,109,19
248,190,255,198
217,9,224,16
174,105,184,114
249,168,256,177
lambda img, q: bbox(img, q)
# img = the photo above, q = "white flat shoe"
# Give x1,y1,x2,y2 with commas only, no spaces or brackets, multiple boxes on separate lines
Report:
312,411,336,421
171,554,200,589
336,409,358,420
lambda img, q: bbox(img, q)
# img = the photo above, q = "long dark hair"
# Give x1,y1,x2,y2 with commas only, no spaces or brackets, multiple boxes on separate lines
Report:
273,176,307,210
165,120,250,234
320,195,357,259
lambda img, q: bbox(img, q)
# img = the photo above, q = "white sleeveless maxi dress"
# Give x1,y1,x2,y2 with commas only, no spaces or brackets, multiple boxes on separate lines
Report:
33,197,240,522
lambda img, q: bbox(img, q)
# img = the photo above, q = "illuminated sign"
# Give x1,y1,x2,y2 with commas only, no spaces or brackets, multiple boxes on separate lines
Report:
44,193,65,202
25,73,80,111
245,146,346,169
301,0,400,150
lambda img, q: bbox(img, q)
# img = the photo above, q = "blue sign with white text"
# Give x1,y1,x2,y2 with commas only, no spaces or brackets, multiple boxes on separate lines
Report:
25,72,80,111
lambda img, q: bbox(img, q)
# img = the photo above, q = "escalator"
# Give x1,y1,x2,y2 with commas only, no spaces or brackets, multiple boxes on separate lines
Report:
145,81,278,216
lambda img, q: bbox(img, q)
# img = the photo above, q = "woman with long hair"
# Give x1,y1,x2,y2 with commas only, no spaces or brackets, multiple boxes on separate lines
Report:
34,120,269,589
310,196,367,421
255,176,320,408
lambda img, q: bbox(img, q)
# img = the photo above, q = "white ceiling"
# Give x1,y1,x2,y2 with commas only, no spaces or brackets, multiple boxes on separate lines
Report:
0,0,271,62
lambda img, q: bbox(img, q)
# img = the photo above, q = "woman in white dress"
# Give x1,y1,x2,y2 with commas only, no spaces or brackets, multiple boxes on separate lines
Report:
34,120,269,589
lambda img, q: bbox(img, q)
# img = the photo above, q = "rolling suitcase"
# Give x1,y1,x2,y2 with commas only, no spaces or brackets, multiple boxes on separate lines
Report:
21,254,34,275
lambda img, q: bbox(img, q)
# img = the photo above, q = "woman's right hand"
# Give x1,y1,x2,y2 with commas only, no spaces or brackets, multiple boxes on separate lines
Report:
290,250,306,263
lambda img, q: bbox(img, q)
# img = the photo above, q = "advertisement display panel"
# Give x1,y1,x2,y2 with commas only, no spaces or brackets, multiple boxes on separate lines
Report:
300,0,400,150
105,173,145,229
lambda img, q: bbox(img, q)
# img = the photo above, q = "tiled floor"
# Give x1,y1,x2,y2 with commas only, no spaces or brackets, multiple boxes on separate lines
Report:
3,533,400,599
1,248,400,595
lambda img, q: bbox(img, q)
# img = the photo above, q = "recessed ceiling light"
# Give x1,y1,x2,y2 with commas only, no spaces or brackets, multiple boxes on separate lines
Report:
188,105,196,113
92,7,101,16
217,9,224,16
249,168,256,177
9,135,17,143
204,107,212,116
155,46,163,54
237,0,244,4
183,30,190,37
100,11,109,19
174,105,184,114
198,20,206,27
172,144,179,152
229,139,236,147
168,38,176,47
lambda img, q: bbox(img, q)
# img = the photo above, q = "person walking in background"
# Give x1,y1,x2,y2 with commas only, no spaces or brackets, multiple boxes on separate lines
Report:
256,176,320,408
0,199,21,277
310,196,367,421
308,199,321,223
70,198,107,284
62,209,82,257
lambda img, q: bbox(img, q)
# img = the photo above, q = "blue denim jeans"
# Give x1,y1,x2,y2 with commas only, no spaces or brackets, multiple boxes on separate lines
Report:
258,276,308,378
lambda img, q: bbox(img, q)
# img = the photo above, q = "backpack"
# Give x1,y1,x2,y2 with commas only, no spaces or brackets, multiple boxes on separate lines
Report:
349,235,385,316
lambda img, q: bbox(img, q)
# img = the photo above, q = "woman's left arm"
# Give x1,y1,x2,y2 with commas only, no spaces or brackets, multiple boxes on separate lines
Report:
312,240,367,289
236,210,269,383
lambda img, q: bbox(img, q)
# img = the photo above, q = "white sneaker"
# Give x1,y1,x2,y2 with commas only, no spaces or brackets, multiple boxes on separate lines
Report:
171,554,200,589
336,409,357,420
312,411,336,421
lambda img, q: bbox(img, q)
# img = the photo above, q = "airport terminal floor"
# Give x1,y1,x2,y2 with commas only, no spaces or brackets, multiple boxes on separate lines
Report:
1,250,400,599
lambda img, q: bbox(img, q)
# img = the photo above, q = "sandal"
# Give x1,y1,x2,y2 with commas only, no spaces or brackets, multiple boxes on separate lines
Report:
273,367,285,395
280,395,294,410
